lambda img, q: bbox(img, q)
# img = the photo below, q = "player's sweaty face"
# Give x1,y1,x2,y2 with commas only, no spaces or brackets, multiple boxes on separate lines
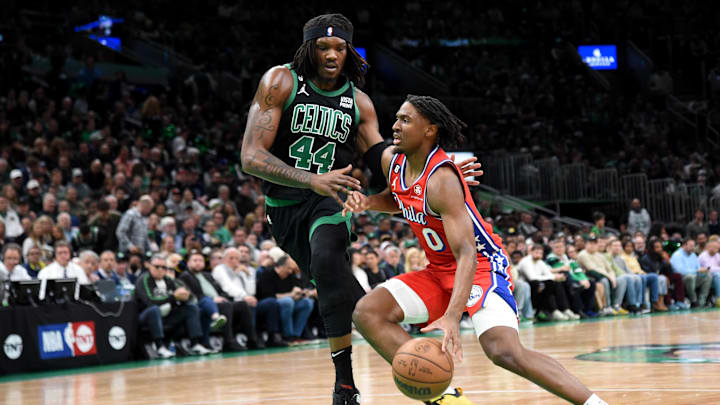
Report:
315,37,347,81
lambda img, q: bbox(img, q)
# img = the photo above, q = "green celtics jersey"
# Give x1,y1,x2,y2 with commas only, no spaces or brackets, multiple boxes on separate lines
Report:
262,64,360,200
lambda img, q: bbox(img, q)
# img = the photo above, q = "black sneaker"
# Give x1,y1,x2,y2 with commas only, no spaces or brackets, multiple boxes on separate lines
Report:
333,386,361,405
267,332,289,348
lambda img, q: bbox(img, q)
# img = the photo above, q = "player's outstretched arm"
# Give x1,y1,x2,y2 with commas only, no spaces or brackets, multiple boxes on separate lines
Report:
420,166,478,362
241,67,361,204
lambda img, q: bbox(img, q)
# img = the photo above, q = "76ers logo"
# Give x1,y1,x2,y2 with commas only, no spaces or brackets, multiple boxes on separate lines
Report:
414,185,422,195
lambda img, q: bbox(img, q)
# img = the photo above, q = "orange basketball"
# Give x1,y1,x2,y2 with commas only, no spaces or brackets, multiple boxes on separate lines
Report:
391,337,454,400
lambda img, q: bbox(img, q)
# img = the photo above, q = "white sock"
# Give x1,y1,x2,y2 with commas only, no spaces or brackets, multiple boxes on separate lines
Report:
583,393,608,405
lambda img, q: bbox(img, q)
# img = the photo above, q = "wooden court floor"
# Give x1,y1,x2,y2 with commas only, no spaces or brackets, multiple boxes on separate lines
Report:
2,309,720,404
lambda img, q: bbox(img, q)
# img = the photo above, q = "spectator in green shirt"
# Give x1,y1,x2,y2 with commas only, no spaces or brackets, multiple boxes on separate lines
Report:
546,239,598,318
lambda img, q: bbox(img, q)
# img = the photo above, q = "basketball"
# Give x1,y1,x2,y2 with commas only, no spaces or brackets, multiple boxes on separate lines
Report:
392,337,454,400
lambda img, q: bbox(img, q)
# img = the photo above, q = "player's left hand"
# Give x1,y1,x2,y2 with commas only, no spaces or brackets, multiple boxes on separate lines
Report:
342,191,369,217
450,154,484,186
420,314,463,362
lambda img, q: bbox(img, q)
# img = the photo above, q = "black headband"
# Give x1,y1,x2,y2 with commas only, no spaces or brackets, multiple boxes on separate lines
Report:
303,26,352,43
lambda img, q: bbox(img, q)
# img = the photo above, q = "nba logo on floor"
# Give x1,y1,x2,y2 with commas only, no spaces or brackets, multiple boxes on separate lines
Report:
38,322,97,359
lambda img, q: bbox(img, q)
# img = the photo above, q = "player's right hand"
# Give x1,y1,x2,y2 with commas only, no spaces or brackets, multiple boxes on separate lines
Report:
310,164,362,206
342,191,370,217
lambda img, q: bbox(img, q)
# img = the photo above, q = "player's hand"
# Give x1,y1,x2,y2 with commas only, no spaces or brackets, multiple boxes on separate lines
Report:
420,314,463,362
310,164,362,206
450,153,484,186
342,191,370,216
580,279,591,289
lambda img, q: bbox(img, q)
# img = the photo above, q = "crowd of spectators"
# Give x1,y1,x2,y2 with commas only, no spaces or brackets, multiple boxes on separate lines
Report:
1,1,720,362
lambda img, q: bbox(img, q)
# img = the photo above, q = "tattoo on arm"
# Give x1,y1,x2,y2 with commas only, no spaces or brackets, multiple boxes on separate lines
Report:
243,78,312,188
246,149,312,188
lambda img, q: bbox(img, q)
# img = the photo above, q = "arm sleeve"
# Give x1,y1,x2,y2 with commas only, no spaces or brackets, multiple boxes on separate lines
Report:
363,142,387,190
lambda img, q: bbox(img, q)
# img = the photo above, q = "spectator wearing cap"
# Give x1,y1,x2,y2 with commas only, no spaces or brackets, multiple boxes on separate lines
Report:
627,199,651,236
0,196,23,241
256,250,314,343
135,253,212,358
26,179,42,213
181,251,261,351
9,169,24,197
380,245,404,279
38,240,89,284
116,195,154,255
71,168,91,200
687,209,709,239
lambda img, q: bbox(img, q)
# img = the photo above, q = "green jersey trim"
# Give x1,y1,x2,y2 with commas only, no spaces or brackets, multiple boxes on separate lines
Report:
282,64,298,112
307,78,350,98
309,210,351,241
265,195,301,207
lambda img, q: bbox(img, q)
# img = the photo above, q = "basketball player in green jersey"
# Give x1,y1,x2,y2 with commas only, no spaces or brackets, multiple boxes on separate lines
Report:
241,13,481,405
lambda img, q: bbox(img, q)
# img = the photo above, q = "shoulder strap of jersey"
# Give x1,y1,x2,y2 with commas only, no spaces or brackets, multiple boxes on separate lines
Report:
282,63,299,112
423,148,465,217
388,153,402,183
350,81,360,129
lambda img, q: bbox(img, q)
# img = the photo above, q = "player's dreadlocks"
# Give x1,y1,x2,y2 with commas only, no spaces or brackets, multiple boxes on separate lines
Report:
406,94,467,150
292,14,369,87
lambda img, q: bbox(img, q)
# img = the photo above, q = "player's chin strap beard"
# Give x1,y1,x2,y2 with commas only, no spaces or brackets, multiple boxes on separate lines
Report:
303,26,353,43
